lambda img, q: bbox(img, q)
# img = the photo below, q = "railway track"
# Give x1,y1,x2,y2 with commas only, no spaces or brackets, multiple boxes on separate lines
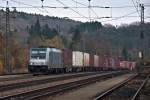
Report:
0,73,32,82
0,71,105,82
94,74,149,100
0,71,124,100
139,78,150,100
0,71,107,92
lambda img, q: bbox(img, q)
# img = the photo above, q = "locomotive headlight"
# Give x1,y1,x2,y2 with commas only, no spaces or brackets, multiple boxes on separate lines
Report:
30,62,34,65
30,62,32,65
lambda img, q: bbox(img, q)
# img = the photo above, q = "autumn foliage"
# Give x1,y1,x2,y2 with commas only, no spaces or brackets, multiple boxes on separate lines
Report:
0,32,28,74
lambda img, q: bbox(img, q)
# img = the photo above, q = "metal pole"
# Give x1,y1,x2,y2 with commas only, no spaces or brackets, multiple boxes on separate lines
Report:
138,4,144,74
5,1,11,73
82,33,85,67
140,4,144,59
0,10,1,30
88,0,91,22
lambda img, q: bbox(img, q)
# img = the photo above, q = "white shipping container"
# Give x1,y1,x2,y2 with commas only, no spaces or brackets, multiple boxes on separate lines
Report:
131,62,136,70
120,61,127,69
73,51,83,67
83,53,90,66
94,55,99,67
110,58,115,68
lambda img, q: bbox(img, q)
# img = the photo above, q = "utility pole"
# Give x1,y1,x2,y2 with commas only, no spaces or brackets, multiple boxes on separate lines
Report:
138,4,144,74
139,4,144,59
0,10,1,30
82,0,91,68
88,0,91,22
41,0,44,8
4,1,11,73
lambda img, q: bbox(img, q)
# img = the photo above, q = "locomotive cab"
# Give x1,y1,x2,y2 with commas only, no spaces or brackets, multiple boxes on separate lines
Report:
28,48,48,73
28,47,62,74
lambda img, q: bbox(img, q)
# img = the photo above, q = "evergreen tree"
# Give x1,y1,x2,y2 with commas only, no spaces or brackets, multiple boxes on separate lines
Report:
34,18,41,36
28,19,41,37
42,24,50,37
70,28,81,49
122,47,128,60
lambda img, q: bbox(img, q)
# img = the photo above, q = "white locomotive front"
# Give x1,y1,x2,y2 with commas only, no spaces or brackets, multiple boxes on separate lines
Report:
28,48,48,73
28,48,62,74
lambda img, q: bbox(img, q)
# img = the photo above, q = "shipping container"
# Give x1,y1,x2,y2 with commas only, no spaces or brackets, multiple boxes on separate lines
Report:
99,55,104,68
62,49,72,67
131,62,136,70
103,55,109,68
120,61,129,69
72,51,83,67
89,54,94,67
108,56,113,68
128,62,132,70
115,57,120,68
94,55,99,67
126,61,136,70
119,61,126,69
109,57,115,69
120,61,136,70
83,53,90,66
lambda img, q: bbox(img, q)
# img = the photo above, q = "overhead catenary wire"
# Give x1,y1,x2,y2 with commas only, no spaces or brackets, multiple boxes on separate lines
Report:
10,0,43,12
39,0,50,14
1,0,150,9
0,5,150,9
2,0,52,24
71,0,87,6
0,0,150,22
71,0,99,19
88,0,91,22
101,11,138,23
10,0,50,15
131,0,140,17
0,0,149,23
62,16,150,19
55,0,90,20
6,0,150,22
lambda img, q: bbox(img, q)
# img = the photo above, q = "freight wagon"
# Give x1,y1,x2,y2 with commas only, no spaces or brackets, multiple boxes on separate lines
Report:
119,61,136,70
94,55,99,67
62,49,72,72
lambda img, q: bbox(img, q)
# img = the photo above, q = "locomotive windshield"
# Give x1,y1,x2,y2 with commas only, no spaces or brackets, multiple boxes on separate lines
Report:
30,48,46,59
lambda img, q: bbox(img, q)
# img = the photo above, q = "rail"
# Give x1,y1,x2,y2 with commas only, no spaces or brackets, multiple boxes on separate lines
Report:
0,72,108,92
0,71,123,100
131,75,149,100
94,74,138,100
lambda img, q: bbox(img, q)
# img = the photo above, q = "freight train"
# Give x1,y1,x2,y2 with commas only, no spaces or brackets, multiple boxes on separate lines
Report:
28,47,136,74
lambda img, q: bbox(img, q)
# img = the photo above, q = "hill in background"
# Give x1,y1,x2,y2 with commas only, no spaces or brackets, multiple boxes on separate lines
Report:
0,10,150,73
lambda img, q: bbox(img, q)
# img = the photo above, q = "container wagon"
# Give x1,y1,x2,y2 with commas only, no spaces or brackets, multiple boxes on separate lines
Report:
89,54,94,71
72,51,83,72
99,55,106,70
94,55,99,71
83,52,90,71
62,49,72,72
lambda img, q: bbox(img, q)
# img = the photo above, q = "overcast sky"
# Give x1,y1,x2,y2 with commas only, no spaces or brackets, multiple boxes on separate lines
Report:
0,0,150,26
